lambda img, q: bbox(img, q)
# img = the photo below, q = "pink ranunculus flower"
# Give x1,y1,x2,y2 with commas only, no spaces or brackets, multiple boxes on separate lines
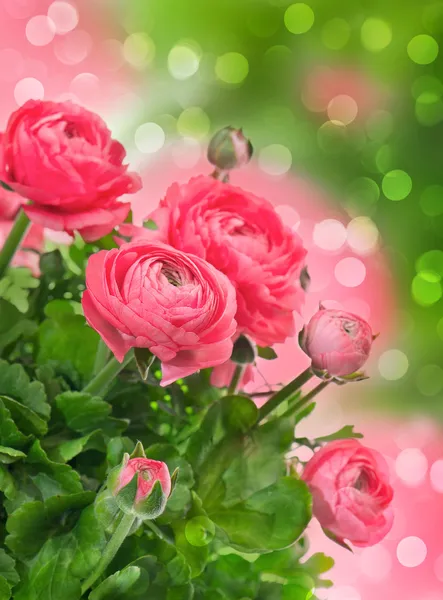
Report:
0,100,141,242
82,240,237,386
300,308,373,378
0,186,43,276
210,360,255,390
125,176,307,347
302,439,394,547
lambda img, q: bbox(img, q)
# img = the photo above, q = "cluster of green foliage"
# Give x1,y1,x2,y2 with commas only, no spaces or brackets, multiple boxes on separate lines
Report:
0,245,337,600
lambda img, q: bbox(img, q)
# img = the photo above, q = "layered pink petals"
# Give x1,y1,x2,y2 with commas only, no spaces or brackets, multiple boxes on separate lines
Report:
130,176,307,346
82,240,237,385
0,100,141,241
303,440,394,547
300,308,373,377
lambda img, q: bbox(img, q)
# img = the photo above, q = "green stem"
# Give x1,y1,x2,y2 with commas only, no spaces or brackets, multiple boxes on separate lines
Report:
81,512,135,595
83,351,133,396
0,209,31,279
227,364,244,395
93,339,110,376
258,367,313,421
145,520,175,546
279,380,331,421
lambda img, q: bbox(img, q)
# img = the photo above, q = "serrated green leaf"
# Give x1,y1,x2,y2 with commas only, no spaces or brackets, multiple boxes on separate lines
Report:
52,430,106,463
0,396,47,437
209,478,312,553
89,566,148,600
38,302,100,380
0,575,11,600
0,446,26,464
70,505,107,580
6,492,94,559
0,360,50,420
14,535,81,600
0,298,37,352
0,549,19,586
56,392,127,436
0,399,32,449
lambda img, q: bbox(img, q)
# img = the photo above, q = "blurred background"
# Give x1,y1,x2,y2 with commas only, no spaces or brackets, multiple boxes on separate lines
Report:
1,0,442,598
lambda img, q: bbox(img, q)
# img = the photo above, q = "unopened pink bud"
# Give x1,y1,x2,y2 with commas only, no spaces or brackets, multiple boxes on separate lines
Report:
207,126,253,171
300,308,373,379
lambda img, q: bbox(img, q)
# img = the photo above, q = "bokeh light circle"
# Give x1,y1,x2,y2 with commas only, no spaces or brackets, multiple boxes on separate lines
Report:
26,15,56,46
123,33,155,69
334,257,366,287
395,448,428,486
346,177,380,215
135,122,166,154
382,170,412,201
321,18,350,50
258,144,292,176
14,77,44,106
347,216,379,254
284,3,315,35
54,29,92,65
168,44,200,80
420,185,443,216
415,92,443,127
215,52,249,84
396,537,427,567
378,349,409,381
361,18,392,51
430,460,443,493
327,95,358,125
416,364,443,396
407,34,439,65
176,107,210,139
313,219,347,251
412,274,442,306
47,1,79,34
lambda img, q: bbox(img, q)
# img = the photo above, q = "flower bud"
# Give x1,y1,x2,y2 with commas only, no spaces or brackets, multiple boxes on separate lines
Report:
108,455,173,520
207,126,253,171
300,308,374,380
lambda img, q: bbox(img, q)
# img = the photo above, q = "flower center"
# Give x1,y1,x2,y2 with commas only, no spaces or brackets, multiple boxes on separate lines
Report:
353,468,370,492
139,468,152,482
64,122,78,139
161,265,182,287
342,319,358,337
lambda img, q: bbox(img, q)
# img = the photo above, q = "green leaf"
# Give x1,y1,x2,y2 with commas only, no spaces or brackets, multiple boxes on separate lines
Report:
144,219,158,230
0,360,50,420
257,346,278,360
14,535,81,600
38,301,100,380
0,549,19,586
70,505,107,580
6,492,94,559
0,399,32,449
0,576,11,600
56,392,127,436
172,494,210,578
0,299,37,352
0,396,47,437
89,566,149,600
300,553,334,588
0,268,38,313
52,430,106,463
0,446,26,464
316,425,363,443
209,478,312,553
221,395,258,433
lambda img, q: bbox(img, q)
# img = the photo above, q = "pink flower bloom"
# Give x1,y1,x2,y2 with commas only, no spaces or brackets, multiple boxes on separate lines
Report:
0,186,43,276
300,308,373,377
114,457,172,503
126,176,307,347
0,100,141,242
82,240,237,386
211,360,255,390
302,439,394,547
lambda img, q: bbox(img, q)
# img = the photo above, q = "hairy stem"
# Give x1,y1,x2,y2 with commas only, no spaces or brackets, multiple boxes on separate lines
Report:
0,209,31,279
83,351,133,396
227,364,244,395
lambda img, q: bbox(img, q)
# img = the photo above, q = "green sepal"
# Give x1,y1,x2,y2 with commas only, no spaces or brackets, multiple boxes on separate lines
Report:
134,348,155,381
144,219,158,230
322,528,353,552
170,467,179,495
115,471,138,515
335,371,369,383
135,479,167,520
257,346,278,360
0,181,14,192
231,335,256,364
130,441,146,459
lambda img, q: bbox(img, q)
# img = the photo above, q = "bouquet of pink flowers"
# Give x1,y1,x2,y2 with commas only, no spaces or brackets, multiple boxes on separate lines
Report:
0,101,393,600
